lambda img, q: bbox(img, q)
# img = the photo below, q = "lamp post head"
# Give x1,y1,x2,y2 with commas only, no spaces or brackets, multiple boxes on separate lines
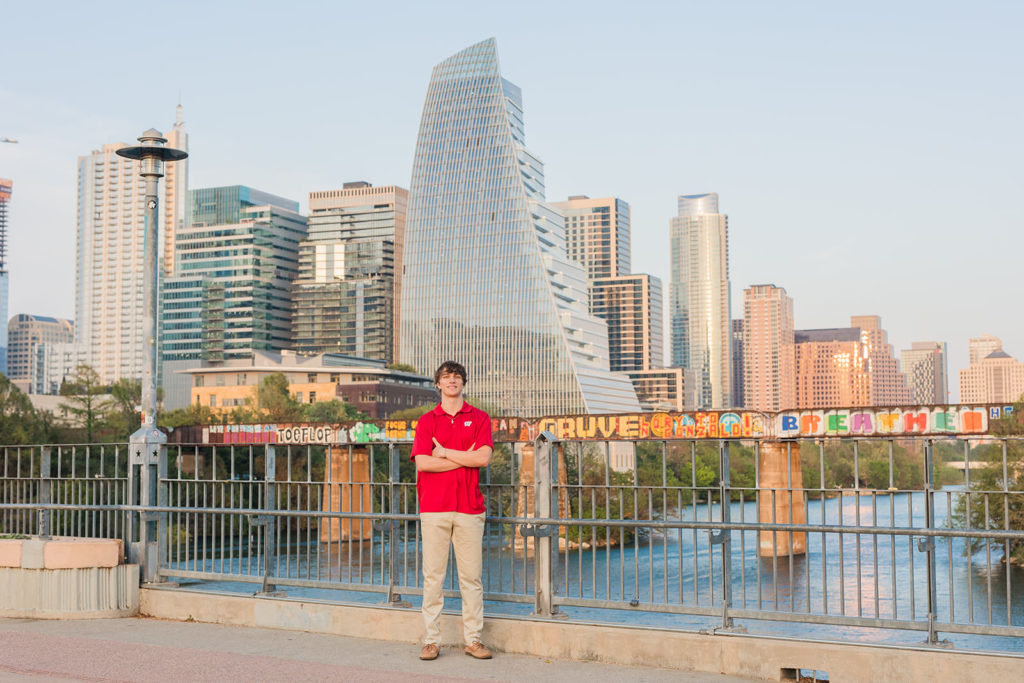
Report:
116,128,188,177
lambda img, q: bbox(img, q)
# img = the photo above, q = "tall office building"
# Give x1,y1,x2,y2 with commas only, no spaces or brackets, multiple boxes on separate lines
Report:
900,341,948,404
7,314,75,393
969,334,1002,366
75,107,188,384
161,186,306,365
670,193,731,408
731,319,745,409
959,344,1024,404
399,38,639,415
793,316,909,408
0,178,10,375
589,274,663,372
292,182,407,362
623,367,695,411
551,195,630,279
742,285,795,411
850,315,910,405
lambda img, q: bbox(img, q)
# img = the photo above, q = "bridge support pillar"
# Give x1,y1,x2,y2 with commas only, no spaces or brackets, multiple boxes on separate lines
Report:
758,440,806,557
320,446,373,542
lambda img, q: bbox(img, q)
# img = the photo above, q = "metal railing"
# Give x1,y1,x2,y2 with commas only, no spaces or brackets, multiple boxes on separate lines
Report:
2,434,1022,651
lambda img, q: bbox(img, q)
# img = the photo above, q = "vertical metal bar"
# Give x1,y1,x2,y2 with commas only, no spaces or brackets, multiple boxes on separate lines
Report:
384,443,402,604
719,440,733,628
853,440,862,618
923,440,939,644
38,447,51,539
1002,439,1012,626
261,445,278,594
533,431,556,617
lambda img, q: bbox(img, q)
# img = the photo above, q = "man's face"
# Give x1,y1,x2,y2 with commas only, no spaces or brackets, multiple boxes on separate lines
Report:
437,371,464,398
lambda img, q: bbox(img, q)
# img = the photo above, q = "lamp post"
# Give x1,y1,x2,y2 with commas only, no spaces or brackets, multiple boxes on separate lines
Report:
116,129,187,582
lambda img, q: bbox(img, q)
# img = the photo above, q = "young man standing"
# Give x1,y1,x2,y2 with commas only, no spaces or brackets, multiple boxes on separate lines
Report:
411,360,493,661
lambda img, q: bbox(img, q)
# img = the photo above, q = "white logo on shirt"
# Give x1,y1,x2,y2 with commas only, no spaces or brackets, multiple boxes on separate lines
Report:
464,421,472,426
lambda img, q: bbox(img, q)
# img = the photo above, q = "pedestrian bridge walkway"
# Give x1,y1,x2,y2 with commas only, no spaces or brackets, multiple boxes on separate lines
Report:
0,613,750,683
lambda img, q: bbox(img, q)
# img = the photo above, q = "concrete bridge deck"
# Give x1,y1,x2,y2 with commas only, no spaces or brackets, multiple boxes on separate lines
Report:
0,616,754,683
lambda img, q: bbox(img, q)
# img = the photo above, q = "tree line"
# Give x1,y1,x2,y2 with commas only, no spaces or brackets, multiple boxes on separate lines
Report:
0,364,390,445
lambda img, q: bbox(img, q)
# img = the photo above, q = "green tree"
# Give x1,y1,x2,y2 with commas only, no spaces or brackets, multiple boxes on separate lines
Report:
106,378,141,439
301,399,367,422
386,362,418,374
256,372,301,422
0,374,46,444
59,365,110,442
954,398,1024,566
389,404,434,420
159,402,219,429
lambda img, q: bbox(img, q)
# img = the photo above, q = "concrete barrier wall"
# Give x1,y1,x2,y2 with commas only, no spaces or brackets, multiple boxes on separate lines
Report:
0,565,138,618
140,587,1023,682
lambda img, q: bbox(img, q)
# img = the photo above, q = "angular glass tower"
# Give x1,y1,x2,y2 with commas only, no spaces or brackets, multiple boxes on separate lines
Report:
400,39,639,416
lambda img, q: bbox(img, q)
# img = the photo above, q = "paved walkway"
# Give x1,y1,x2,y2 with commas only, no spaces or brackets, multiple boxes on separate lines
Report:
0,617,758,682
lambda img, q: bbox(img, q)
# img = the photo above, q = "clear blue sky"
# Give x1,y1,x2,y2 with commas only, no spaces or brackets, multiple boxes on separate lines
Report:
2,0,1021,400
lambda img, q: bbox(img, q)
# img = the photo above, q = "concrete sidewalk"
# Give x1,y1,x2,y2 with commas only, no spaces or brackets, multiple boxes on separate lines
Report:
0,616,757,682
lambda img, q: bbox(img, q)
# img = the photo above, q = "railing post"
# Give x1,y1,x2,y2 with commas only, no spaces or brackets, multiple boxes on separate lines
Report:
719,440,734,629
37,446,51,539
920,439,945,646
260,444,279,595
533,431,558,618
129,428,166,583
383,443,409,606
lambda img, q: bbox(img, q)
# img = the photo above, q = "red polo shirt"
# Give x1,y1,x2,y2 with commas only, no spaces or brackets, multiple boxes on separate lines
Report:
410,401,492,514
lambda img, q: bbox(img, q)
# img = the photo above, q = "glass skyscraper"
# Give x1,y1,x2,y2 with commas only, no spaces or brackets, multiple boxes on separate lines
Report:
292,182,407,362
161,186,306,364
670,193,732,409
399,38,639,416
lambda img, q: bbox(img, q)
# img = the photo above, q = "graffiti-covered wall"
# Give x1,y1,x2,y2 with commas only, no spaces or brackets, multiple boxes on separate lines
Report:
167,404,1015,445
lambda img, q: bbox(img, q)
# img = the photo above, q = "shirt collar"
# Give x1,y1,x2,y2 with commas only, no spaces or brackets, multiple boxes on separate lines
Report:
433,401,473,417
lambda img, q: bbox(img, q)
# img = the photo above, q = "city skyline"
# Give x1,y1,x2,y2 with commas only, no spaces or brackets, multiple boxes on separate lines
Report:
1,2,1022,401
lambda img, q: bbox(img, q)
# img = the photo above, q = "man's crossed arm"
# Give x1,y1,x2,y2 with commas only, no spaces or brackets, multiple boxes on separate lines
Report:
414,438,492,472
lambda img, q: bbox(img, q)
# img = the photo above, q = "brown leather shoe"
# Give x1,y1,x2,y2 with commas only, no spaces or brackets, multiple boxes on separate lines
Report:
464,641,492,659
419,643,439,660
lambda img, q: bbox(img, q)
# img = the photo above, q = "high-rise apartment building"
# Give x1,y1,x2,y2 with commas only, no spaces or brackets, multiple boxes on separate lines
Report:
670,193,731,408
551,195,630,280
399,38,639,415
731,319,745,409
969,334,1002,366
623,367,695,411
959,346,1024,404
161,186,306,365
900,341,948,404
0,178,11,375
75,107,188,384
292,182,407,362
793,328,869,408
589,274,663,372
7,314,75,393
850,315,910,405
742,285,795,411
793,316,909,408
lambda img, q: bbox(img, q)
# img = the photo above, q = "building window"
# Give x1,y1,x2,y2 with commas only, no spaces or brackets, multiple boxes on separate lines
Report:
309,391,316,404
209,394,217,407
307,373,317,383
237,373,247,385
295,392,303,403
195,376,204,387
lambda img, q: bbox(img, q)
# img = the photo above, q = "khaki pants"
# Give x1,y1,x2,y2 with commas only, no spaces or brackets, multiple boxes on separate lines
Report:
419,511,485,645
